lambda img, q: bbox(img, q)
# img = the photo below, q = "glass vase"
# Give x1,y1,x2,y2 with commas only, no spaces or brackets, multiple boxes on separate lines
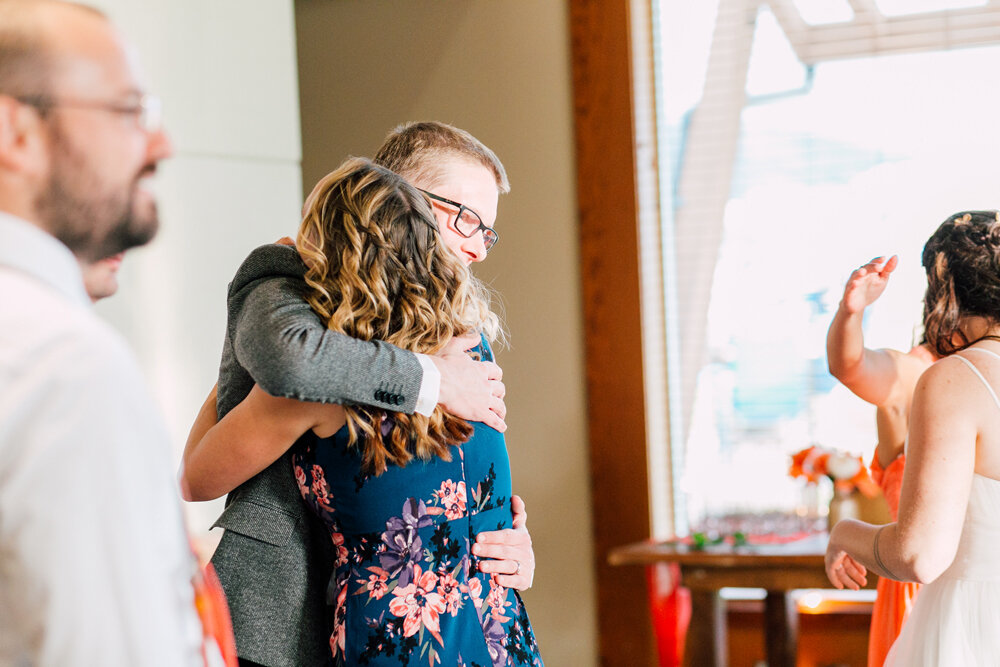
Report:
827,484,861,530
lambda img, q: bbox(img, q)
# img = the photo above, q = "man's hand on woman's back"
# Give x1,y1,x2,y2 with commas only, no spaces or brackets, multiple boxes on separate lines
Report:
433,333,507,432
473,495,535,590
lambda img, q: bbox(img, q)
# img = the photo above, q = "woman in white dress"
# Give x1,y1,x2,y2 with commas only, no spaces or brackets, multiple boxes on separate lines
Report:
825,210,1000,666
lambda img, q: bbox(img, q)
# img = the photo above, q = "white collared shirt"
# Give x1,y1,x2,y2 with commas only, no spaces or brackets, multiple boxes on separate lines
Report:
0,213,203,666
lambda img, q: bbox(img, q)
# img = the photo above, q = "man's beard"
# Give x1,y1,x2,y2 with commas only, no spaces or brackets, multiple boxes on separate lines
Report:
35,127,159,263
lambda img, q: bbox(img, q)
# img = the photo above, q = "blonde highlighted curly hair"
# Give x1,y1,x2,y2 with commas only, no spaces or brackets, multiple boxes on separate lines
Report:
296,156,499,474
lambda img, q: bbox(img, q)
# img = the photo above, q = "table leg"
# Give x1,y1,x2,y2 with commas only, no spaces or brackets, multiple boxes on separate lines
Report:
683,589,727,667
764,590,798,667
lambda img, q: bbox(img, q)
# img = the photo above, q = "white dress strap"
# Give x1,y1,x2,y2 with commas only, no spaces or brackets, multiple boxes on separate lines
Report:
964,347,1000,363
954,352,1000,414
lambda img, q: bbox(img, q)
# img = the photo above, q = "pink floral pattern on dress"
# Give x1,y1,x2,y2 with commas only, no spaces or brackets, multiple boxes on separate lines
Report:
330,576,347,659
358,566,391,600
310,464,334,512
434,479,468,520
389,564,447,645
437,571,464,615
467,576,484,610
486,577,513,622
330,531,348,568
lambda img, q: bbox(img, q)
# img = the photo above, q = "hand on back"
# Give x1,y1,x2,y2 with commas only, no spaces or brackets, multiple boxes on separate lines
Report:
841,255,898,315
473,495,535,590
433,333,507,432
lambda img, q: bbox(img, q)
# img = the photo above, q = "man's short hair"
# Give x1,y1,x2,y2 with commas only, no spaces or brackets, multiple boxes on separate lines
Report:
373,121,510,194
0,0,105,98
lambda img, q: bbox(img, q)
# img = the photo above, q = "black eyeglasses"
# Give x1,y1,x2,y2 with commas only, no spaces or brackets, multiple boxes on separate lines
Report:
419,189,499,252
16,93,163,133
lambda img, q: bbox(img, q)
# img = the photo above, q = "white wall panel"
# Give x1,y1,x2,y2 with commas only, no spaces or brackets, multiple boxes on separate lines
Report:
84,0,303,541
93,0,301,161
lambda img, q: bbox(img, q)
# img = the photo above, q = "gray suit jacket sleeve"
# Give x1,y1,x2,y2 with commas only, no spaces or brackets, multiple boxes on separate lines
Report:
223,243,424,415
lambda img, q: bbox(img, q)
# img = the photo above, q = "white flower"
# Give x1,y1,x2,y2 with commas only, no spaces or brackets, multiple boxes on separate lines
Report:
826,451,861,480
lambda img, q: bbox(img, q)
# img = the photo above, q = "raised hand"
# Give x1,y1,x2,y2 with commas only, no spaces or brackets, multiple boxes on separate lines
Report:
433,333,506,432
841,255,898,315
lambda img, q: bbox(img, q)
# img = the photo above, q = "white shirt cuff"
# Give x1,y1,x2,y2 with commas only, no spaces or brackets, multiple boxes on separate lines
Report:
414,353,440,416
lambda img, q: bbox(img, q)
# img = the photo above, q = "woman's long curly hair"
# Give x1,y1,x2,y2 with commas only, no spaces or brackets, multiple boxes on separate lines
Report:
296,157,500,474
922,210,1000,356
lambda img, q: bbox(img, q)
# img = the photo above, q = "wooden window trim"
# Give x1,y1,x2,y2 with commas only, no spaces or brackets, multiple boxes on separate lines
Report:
570,0,661,663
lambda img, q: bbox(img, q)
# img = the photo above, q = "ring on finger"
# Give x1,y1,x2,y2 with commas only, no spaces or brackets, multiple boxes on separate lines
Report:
513,560,521,575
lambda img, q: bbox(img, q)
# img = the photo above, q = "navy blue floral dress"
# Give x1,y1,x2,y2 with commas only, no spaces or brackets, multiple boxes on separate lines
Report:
291,340,543,667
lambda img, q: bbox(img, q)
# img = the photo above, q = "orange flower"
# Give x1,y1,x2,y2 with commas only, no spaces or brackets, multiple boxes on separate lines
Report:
788,446,814,479
789,445,829,484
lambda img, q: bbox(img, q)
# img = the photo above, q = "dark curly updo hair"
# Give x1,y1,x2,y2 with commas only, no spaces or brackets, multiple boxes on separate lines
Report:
922,210,1000,356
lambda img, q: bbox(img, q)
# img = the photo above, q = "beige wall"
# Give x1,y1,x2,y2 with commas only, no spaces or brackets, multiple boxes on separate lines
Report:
295,0,596,663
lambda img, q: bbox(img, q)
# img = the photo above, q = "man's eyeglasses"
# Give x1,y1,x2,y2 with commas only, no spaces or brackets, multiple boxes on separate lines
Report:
16,93,163,133
420,189,499,252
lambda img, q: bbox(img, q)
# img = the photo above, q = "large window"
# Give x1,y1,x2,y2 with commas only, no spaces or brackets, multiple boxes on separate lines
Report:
655,0,1000,533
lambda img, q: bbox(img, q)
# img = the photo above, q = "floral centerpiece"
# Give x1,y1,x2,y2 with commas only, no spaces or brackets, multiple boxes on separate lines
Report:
788,444,879,497
790,444,881,528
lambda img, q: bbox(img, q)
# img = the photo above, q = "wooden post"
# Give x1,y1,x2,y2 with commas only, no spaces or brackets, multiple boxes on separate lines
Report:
569,0,657,664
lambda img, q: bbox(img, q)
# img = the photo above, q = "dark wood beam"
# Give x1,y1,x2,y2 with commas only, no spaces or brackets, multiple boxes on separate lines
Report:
569,0,657,664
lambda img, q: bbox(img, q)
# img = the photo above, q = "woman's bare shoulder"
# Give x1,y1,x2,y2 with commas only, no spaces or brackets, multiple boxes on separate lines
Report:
914,353,990,406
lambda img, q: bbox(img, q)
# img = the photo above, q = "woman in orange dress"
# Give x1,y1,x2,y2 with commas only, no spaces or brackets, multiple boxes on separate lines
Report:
826,254,934,666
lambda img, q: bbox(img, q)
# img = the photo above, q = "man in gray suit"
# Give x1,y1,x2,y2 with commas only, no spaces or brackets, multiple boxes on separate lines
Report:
185,122,535,667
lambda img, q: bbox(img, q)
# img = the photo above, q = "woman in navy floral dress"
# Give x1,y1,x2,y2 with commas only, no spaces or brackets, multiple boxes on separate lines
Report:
191,156,542,666
293,335,539,666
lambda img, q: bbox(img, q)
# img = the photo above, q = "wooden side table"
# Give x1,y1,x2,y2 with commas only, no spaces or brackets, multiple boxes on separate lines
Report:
608,533,874,667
